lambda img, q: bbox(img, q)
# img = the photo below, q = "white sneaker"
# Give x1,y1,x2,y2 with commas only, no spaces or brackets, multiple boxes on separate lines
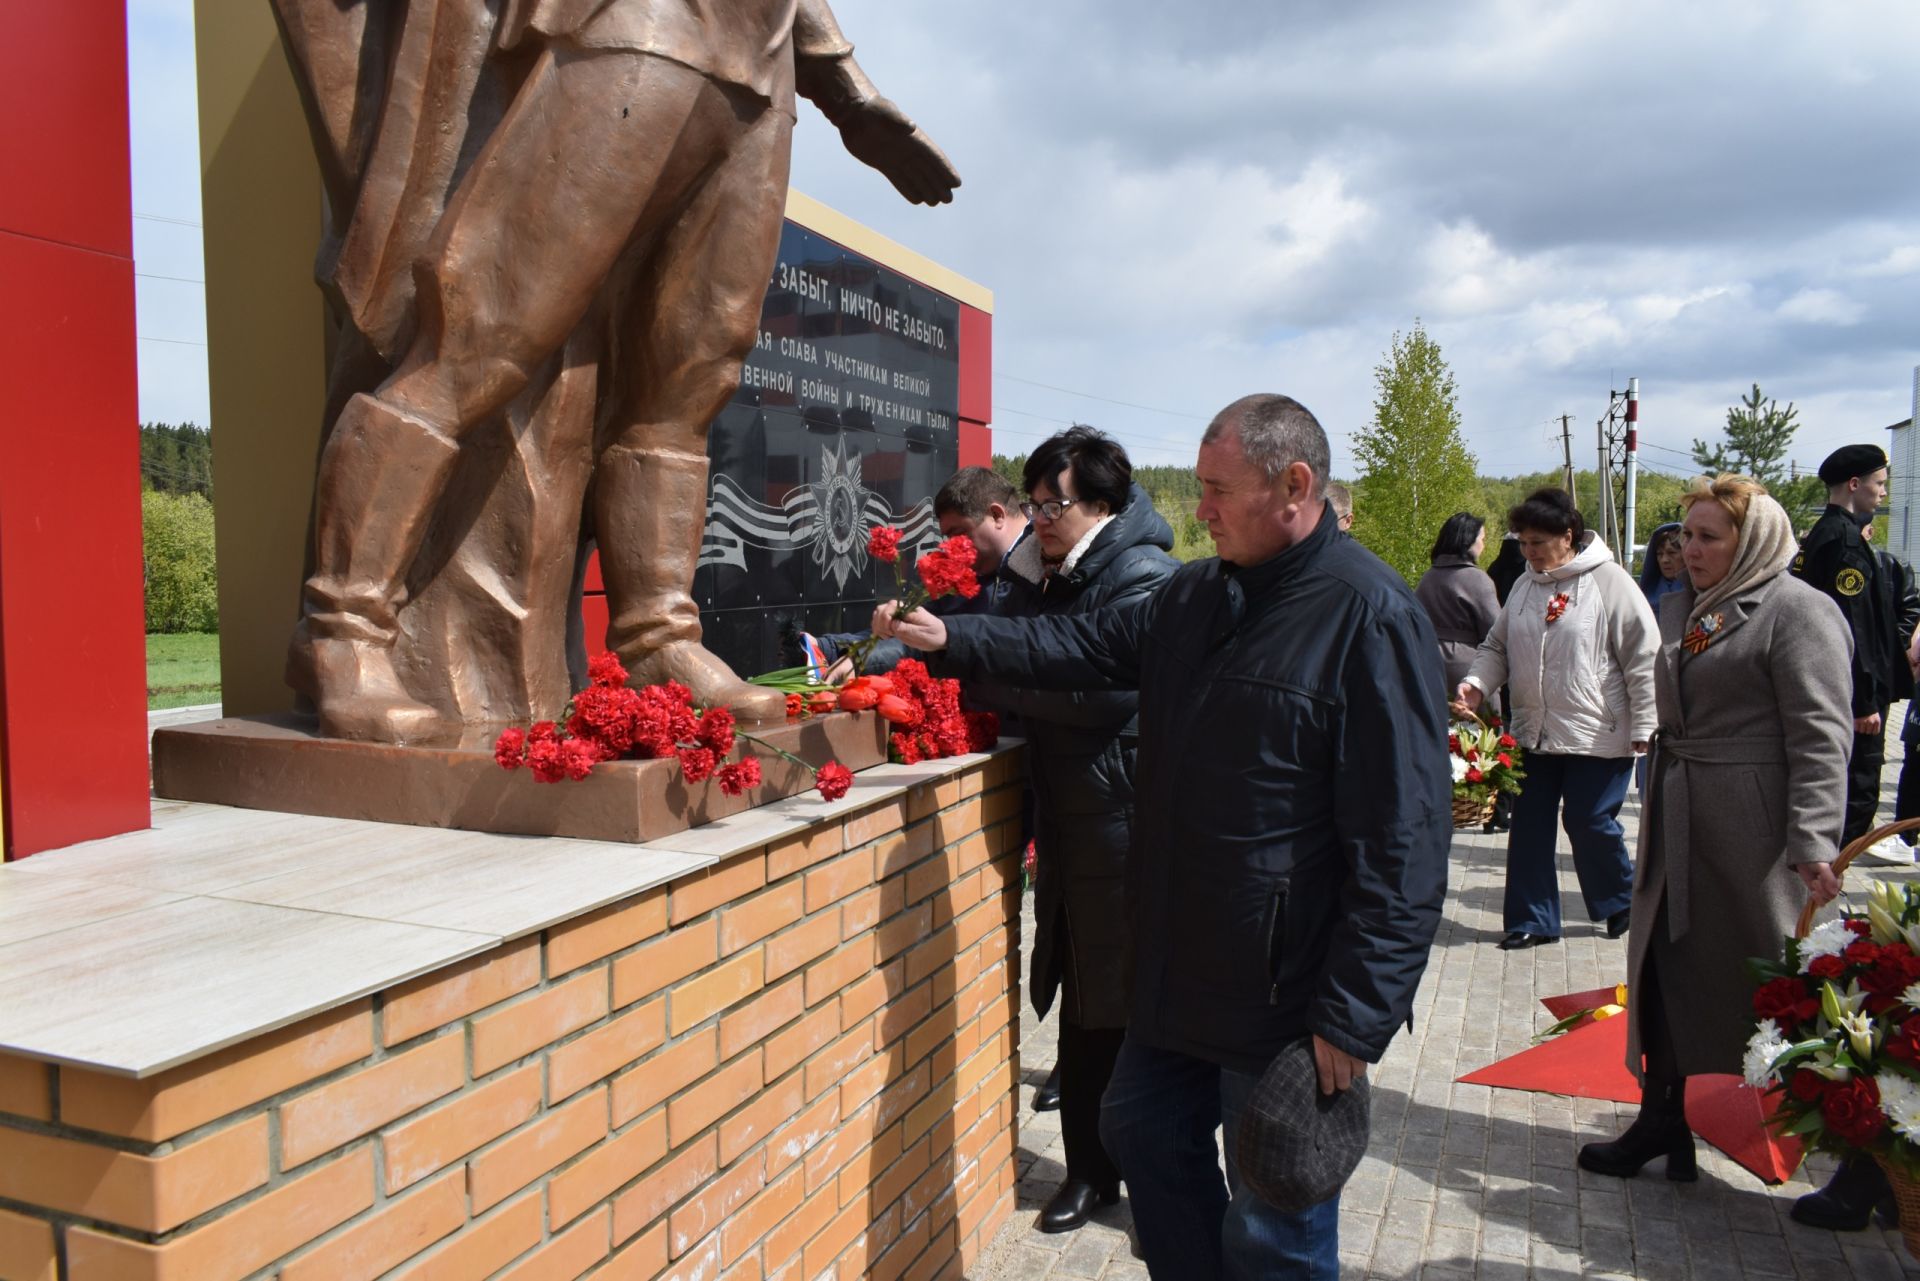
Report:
1857,837,1916,866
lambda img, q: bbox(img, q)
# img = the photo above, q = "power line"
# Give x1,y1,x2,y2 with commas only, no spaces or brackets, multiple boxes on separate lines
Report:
133,212,202,228
138,335,208,347
995,373,1208,422
136,271,205,285
993,406,1198,458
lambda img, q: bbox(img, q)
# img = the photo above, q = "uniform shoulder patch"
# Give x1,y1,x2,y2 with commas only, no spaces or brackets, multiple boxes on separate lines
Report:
1837,567,1867,597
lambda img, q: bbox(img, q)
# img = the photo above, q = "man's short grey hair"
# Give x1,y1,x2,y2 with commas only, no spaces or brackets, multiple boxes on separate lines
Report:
1202,395,1330,495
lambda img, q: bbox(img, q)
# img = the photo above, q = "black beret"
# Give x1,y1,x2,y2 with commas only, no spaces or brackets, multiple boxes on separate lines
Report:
1818,444,1889,486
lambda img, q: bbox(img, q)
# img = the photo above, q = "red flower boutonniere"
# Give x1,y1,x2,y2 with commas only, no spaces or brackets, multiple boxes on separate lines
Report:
1682,612,1724,654
1544,591,1571,625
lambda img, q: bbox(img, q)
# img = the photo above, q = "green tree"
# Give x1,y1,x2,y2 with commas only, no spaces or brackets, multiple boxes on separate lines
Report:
1691,384,1798,489
142,489,220,632
1352,322,1479,583
139,422,215,498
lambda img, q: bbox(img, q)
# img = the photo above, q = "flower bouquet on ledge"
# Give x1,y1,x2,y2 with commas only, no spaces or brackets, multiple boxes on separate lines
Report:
1448,715,1524,829
493,652,854,801
1745,874,1920,1257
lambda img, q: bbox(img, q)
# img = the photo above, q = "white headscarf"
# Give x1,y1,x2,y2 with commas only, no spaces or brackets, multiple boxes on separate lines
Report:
1688,491,1798,629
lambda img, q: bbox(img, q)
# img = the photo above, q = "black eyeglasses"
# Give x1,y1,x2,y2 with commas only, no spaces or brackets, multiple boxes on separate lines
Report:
1019,498,1080,521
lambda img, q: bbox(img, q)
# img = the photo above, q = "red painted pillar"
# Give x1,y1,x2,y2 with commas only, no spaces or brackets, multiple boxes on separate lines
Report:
957,305,993,466
0,5,151,856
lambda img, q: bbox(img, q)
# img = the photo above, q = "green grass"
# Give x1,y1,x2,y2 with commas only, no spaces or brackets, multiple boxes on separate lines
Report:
147,632,222,710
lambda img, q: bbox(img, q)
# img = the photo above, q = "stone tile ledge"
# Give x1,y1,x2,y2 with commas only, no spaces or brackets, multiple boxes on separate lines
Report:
0,741,1021,1079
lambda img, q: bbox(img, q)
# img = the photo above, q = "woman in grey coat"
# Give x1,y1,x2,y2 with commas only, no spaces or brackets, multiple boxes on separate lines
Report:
1415,512,1500,692
1579,475,1851,1183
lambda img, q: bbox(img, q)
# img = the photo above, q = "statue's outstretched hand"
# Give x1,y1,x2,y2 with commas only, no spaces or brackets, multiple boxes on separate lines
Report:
837,98,960,206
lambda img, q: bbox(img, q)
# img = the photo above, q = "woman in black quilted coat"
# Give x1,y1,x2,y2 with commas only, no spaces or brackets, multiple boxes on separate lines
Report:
1001,428,1176,1233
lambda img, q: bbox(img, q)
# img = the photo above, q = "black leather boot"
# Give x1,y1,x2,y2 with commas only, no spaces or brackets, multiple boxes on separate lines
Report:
1579,1077,1696,1181
1038,1179,1120,1233
1791,1157,1898,1231
1033,1063,1061,1112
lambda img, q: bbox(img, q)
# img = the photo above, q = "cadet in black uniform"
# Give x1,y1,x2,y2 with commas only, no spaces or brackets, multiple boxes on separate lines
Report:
1791,442,1904,1234
1791,443,1896,846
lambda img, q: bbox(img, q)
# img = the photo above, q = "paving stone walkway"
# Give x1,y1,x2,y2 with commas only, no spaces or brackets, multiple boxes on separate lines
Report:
977,742,1920,1279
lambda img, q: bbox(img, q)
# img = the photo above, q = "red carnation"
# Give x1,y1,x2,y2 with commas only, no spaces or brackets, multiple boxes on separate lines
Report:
494,727,527,770
1448,733,1460,752
1496,753,1513,769
696,706,736,755
1498,733,1517,749
1790,1069,1832,1103
586,651,628,688
892,731,925,764
1846,939,1882,967
1753,977,1821,1026
529,720,559,743
1465,768,1484,784
1886,1020,1920,1066
558,738,598,781
679,747,718,784
527,736,567,784
1820,1075,1886,1146
716,757,762,797
964,711,1000,752
868,525,902,564
916,537,981,600
1808,954,1847,980
815,761,853,802
1846,918,1873,937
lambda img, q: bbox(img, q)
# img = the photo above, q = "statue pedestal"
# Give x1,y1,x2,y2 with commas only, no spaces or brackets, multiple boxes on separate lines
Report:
151,712,888,844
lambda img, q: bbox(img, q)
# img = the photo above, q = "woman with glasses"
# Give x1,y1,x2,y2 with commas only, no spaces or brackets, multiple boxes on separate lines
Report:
1451,488,1659,950
1000,426,1177,1232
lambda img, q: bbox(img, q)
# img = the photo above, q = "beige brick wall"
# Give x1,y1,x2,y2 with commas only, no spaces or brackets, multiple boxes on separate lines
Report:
0,752,1024,1281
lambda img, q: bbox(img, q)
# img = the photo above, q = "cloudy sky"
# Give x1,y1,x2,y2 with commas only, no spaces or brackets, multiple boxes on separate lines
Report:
130,0,1920,481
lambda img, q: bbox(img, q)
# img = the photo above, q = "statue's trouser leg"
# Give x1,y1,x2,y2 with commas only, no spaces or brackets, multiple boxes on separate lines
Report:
293,396,460,740
293,49,715,739
596,81,795,721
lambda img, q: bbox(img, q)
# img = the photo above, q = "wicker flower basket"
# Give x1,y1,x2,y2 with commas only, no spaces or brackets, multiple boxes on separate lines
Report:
1451,793,1496,830
1874,1156,1920,1261
1795,817,1920,1262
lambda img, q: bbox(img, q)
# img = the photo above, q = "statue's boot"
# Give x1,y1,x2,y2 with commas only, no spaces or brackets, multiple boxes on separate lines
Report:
596,446,787,722
289,393,460,742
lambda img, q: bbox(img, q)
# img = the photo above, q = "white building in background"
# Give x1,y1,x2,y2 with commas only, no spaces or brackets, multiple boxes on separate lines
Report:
1885,365,1920,566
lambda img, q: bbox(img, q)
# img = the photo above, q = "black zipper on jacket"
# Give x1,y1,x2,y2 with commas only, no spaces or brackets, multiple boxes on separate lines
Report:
1267,878,1291,1005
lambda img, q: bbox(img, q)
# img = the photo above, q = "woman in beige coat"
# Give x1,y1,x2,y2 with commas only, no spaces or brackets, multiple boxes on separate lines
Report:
1580,475,1851,1182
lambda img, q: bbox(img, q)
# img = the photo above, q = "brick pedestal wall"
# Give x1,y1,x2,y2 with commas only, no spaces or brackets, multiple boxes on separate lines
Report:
0,752,1024,1281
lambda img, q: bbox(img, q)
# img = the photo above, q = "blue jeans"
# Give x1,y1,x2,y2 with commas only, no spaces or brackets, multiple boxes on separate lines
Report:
1504,752,1634,935
1099,1036,1341,1280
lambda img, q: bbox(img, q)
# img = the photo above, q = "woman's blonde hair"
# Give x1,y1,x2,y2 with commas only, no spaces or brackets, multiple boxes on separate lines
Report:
1679,473,1768,529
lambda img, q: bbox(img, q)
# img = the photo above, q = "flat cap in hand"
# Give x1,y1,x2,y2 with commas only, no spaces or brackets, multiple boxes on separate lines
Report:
1234,1038,1371,1213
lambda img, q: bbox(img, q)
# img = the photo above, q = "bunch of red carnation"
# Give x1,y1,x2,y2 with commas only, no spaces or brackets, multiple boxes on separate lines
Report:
495,652,839,799
1744,882,1920,1158
876,659,998,764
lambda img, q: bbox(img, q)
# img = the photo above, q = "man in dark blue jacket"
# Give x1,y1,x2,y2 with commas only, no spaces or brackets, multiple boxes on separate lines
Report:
876,394,1451,1278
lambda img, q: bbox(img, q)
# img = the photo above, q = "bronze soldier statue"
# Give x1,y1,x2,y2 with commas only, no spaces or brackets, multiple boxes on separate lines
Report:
275,0,959,742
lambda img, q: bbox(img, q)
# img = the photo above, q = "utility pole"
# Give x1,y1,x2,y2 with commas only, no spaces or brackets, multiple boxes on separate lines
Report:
1623,379,1640,571
1596,417,1615,552
1560,414,1577,503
